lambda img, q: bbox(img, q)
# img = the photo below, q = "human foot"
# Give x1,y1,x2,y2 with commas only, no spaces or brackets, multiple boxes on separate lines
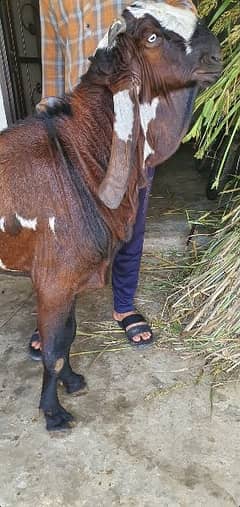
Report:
113,311,154,347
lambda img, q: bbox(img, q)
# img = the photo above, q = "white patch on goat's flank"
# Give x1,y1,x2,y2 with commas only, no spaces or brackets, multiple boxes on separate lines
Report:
113,90,134,142
128,1,197,42
0,259,20,272
49,216,56,234
0,217,5,232
0,259,6,270
140,97,159,162
15,213,37,231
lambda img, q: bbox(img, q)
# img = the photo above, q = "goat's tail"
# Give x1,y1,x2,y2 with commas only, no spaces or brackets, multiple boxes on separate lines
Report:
36,97,72,143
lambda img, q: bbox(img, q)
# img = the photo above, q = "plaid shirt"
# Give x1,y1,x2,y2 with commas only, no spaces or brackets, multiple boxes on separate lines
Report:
40,0,126,97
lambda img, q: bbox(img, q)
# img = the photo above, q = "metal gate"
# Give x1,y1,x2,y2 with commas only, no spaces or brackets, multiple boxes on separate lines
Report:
0,0,41,123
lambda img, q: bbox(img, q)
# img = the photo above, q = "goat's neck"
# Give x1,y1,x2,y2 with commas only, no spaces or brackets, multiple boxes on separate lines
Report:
68,83,140,240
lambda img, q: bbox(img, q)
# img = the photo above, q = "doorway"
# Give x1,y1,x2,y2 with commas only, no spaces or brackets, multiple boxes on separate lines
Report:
0,0,41,124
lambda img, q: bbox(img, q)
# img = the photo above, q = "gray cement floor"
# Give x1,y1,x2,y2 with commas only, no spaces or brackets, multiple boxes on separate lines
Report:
145,144,215,251
1,146,239,507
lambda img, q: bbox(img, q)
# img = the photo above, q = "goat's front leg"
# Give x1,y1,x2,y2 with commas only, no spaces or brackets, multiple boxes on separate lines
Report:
37,295,86,431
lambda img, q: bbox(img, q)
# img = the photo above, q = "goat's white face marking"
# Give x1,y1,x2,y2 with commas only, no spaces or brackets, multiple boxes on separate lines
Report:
113,90,134,142
16,213,37,231
128,1,197,42
0,217,5,232
140,98,159,162
49,216,56,234
185,43,192,54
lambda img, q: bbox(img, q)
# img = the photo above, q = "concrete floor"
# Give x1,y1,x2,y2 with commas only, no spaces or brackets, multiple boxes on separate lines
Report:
145,144,216,251
0,146,239,507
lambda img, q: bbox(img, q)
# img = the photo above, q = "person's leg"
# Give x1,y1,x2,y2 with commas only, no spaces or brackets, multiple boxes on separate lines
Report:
112,167,155,344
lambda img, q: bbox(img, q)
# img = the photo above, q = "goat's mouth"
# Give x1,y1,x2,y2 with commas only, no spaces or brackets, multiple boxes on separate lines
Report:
193,66,222,87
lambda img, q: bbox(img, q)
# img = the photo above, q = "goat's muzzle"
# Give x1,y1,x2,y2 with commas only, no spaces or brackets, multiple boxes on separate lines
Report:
192,55,222,88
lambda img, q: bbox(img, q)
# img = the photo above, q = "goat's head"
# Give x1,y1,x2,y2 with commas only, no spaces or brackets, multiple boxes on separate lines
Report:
96,0,222,209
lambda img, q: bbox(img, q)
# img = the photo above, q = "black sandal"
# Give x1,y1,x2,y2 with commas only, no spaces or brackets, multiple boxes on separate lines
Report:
28,330,42,361
116,313,154,348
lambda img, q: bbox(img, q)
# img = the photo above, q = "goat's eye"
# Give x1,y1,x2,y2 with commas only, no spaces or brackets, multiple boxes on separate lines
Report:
147,33,157,43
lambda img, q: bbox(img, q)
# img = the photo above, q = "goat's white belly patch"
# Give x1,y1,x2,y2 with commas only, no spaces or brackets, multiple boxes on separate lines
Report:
127,2,197,42
140,98,159,163
113,90,134,142
15,213,37,231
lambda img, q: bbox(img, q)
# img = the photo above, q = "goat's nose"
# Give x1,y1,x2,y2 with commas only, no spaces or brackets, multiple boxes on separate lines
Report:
210,54,222,64
201,53,222,65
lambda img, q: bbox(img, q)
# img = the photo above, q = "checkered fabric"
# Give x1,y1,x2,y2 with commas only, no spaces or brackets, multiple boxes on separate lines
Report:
40,0,125,97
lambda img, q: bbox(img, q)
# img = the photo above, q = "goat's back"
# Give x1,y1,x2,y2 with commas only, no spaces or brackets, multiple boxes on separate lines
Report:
0,85,116,285
0,85,113,213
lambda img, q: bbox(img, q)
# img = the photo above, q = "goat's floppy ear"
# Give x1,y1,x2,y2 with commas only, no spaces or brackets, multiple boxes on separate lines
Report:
98,86,140,209
108,17,127,48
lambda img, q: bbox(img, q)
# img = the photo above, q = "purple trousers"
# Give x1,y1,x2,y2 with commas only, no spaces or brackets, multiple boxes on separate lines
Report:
112,167,155,313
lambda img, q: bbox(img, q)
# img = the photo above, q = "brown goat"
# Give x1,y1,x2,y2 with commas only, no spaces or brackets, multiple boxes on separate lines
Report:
0,0,221,431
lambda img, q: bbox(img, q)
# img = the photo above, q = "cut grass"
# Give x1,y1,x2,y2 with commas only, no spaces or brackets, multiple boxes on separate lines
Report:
166,196,240,377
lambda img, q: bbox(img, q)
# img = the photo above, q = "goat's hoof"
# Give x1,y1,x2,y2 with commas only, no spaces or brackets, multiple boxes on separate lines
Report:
63,373,88,396
45,407,75,432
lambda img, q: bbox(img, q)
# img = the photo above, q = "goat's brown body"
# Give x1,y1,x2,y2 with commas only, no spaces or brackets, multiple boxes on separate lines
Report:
0,83,197,293
0,85,133,294
0,0,222,430
0,83,202,432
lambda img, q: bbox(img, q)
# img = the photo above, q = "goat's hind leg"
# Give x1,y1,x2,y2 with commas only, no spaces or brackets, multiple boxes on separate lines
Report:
58,304,87,396
38,295,86,431
40,363,74,431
